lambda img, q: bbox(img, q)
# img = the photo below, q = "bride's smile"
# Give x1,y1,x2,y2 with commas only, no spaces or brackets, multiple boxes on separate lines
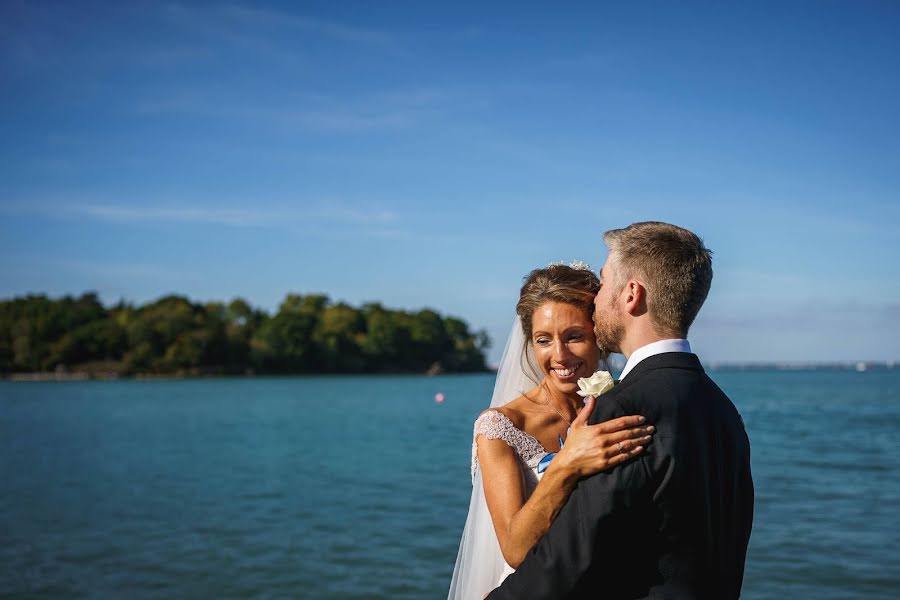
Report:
531,301,600,399
551,365,580,379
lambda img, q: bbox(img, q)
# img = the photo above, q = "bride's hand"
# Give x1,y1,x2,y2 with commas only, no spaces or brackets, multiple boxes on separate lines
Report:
555,396,654,478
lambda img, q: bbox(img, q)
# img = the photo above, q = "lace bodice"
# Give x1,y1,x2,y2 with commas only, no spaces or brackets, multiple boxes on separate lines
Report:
471,410,548,484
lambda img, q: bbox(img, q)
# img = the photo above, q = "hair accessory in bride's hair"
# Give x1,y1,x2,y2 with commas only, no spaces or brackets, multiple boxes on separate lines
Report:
548,260,592,271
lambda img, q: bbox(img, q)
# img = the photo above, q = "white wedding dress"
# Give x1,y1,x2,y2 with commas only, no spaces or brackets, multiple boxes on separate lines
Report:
448,318,548,600
471,410,548,586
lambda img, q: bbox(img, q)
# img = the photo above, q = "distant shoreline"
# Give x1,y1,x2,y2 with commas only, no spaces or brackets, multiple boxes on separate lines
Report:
4,362,896,382
705,360,896,372
3,368,495,382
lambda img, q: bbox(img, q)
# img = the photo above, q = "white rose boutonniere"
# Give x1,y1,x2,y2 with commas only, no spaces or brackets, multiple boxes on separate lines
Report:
576,370,615,398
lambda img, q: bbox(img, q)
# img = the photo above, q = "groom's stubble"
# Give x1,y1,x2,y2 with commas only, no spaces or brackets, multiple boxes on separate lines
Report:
593,292,625,356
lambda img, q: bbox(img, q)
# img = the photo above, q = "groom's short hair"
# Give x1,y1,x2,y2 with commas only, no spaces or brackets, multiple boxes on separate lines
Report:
604,221,713,337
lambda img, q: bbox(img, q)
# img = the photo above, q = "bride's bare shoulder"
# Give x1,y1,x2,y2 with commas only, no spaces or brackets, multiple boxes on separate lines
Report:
476,390,538,431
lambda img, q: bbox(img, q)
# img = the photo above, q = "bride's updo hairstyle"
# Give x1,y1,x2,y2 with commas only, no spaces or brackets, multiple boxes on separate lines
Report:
515,264,601,382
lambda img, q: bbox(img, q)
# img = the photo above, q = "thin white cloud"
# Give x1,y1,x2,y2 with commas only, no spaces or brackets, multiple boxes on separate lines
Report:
135,86,445,132
161,2,396,57
280,108,421,131
4,200,400,228
312,206,396,224
71,204,271,226
219,4,395,47
131,45,213,69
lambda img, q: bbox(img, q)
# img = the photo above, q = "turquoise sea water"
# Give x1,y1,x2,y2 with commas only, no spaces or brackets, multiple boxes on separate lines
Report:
1,370,898,599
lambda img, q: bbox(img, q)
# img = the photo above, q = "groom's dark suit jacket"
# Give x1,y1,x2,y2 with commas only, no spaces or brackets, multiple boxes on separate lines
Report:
487,352,754,599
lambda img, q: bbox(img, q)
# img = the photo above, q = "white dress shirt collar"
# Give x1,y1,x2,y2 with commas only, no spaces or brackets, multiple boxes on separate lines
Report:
619,339,692,381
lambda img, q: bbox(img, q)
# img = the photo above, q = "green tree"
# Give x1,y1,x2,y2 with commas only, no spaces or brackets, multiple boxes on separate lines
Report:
314,303,365,372
48,319,127,367
252,294,327,372
360,304,399,371
0,291,489,376
407,309,452,371
123,295,202,372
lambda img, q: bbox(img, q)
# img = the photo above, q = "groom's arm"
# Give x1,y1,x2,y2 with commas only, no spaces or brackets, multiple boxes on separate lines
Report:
486,458,646,599
486,399,650,600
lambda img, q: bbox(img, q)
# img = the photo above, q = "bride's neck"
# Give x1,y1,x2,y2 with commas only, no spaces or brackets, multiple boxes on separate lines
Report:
543,382,581,418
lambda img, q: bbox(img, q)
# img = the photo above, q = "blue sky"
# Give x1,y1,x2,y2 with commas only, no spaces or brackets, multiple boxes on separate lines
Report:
1,1,898,364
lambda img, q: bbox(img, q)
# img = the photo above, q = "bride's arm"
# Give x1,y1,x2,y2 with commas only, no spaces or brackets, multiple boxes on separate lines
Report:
478,435,576,568
477,398,651,568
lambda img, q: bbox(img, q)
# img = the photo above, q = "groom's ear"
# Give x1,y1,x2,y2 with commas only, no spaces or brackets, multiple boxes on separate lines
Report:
622,279,647,316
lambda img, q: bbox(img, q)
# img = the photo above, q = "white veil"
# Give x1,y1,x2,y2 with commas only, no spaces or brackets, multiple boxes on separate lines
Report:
447,317,541,600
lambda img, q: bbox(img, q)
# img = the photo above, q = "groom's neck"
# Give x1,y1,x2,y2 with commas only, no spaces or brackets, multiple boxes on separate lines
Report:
620,320,683,359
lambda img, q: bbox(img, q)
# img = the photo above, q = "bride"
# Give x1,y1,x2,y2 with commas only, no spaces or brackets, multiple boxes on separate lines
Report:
448,263,655,599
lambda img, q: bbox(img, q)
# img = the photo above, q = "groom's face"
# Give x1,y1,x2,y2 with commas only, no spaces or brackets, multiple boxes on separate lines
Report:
593,258,625,354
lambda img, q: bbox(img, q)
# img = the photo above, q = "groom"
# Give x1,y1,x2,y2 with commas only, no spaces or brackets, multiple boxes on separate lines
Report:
488,222,754,599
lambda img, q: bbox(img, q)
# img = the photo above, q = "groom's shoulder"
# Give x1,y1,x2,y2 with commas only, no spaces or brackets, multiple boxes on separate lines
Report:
621,353,706,388
593,354,711,413
588,383,633,423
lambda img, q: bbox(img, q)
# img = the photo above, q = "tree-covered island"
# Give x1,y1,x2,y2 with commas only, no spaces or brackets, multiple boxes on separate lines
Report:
0,293,490,378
